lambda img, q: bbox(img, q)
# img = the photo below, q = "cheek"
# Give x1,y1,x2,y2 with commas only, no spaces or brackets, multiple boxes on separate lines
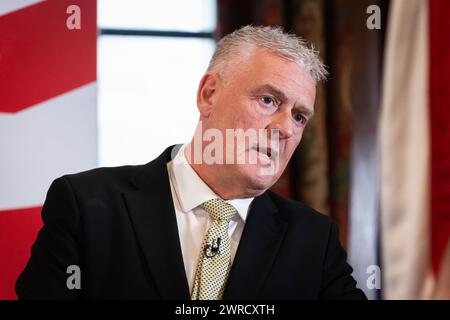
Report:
215,98,267,130
296,129,305,143
282,144,296,161
284,130,304,156
232,102,262,128
293,125,306,141
247,101,272,125
210,102,236,128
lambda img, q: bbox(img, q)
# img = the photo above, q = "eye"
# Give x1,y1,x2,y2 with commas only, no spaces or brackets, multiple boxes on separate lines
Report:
293,113,307,124
260,96,276,107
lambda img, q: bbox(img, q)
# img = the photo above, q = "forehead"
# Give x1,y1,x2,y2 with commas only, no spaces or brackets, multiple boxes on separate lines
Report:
228,48,316,107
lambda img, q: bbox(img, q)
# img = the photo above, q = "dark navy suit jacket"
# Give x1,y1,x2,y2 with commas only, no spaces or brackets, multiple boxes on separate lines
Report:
16,146,366,300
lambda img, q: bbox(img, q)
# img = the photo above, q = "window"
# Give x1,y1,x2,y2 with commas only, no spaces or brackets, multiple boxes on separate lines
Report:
97,0,216,166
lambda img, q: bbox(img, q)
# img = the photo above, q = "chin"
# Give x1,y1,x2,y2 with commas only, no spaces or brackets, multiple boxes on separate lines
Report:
239,166,277,195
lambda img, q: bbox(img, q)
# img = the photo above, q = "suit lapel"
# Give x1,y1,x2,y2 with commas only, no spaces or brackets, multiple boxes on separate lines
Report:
223,193,287,299
123,146,190,299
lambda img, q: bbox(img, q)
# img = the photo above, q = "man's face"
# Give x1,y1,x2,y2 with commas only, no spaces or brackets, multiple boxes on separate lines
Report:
197,48,316,197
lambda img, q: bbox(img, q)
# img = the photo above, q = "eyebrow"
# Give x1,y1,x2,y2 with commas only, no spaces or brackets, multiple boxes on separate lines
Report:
250,84,314,119
250,84,288,102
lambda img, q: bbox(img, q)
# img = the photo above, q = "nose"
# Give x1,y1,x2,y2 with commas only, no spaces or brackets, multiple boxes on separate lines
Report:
267,110,294,139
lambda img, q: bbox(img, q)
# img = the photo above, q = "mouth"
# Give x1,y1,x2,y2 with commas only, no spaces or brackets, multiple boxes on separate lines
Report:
251,145,278,161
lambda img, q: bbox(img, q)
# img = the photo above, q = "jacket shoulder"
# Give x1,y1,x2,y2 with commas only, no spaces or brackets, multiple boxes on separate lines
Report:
57,163,148,193
266,190,334,227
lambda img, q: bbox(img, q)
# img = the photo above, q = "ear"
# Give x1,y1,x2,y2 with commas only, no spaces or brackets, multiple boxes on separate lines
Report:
196,73,220,118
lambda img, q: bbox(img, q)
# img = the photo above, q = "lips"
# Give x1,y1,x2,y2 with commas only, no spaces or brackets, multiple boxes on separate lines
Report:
251,144,278,160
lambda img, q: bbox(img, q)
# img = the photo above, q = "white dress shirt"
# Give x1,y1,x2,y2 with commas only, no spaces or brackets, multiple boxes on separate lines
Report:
166,144,254,292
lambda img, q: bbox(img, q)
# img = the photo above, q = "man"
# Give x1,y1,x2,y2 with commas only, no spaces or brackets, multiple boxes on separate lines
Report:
16,26,366,299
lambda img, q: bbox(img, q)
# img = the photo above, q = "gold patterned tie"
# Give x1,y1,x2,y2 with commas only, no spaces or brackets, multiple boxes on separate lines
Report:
191,199,237,300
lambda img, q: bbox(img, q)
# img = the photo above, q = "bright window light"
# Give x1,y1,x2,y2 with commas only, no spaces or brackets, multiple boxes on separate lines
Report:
98,36,215,166
97,1,217,166
98,0,216,32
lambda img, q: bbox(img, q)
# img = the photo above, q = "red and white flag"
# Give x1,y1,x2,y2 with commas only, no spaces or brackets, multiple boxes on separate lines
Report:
0,0,97,299
380,0,450,299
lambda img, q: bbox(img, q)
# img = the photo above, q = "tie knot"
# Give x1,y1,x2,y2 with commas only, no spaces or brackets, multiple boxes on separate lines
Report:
202,199,237,222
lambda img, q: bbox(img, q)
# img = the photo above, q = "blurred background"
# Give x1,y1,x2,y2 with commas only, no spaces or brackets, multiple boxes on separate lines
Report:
0,0,449,300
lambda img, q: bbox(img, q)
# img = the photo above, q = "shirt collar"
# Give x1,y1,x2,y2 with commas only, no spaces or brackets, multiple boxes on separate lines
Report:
167,144,254,222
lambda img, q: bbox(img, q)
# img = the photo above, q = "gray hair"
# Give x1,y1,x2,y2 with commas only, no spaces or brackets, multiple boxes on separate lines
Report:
207,25,328,82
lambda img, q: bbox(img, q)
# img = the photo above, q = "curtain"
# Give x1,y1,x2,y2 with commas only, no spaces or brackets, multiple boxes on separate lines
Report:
215,0,387,250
